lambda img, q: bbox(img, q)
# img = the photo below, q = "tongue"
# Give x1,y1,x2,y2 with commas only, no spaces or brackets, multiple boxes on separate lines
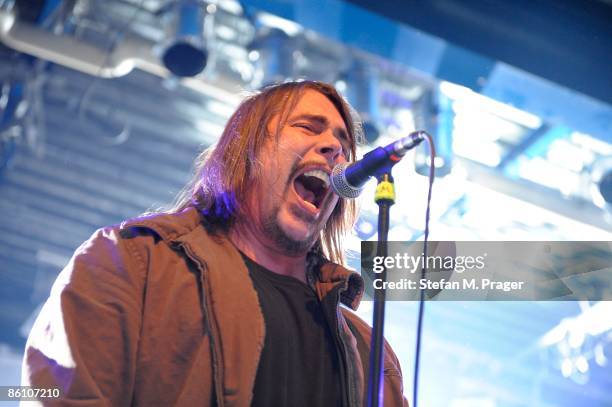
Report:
295,179,316,206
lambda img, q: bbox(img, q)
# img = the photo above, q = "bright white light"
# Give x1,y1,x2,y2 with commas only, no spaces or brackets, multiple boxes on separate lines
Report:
568,324,585,349
207,100,235,117
540,318,571,347
0,8,16,33
393,109,416,135
440,81,542,128
547,139,594,172
113,59,135,77
388,225,414,241
195,119,225,138
591,184,607,208
248,50,260,61
450,398,496,407
561,358,573,378
594,343,608,366
462,181,612,240
335,80,347,93
358,221,374,235
454,141,501,167
215,25,236,41
219,42,248,60
517,157,580,194
439,81,472,100
557,338,571,357
578,301,612,336
36,249,69,268
217,0,243,15
229,59,254,81
422,156,447,168
541,301,612,369
257,12,302,36
181,78,243,106
345,232,365,253
206,3,217,13
575,356,589,373
572,132,612,155
452,106,522,142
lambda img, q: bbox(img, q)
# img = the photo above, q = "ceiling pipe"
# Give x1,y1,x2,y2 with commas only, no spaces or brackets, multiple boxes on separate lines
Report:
0,7,242,105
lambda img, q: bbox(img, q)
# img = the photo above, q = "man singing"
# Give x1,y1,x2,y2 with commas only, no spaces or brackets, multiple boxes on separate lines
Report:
22,81,407,406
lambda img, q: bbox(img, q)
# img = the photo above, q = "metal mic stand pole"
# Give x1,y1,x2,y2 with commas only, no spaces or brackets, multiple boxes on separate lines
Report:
367,170,395,407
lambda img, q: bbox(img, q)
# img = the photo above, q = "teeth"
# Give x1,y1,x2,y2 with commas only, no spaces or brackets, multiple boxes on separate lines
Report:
303,170,330,188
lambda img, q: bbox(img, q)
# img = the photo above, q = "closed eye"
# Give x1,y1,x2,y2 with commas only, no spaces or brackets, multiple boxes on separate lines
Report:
295,123,347,156
295,123,316,132
290,114,351,158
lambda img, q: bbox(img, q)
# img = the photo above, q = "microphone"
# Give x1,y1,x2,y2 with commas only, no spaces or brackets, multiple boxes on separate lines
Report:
330,131,426,198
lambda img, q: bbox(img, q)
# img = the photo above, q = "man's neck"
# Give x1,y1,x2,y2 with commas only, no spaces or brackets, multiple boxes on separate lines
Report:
228,225,308,284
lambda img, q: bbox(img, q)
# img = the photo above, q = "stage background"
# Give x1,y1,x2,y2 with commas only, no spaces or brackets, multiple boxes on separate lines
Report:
1,0,611,405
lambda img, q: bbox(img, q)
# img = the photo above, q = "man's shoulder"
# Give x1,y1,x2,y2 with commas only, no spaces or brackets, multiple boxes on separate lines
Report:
71,207,211,270
112,207,233,271
118,206,204,243
64,207,223,290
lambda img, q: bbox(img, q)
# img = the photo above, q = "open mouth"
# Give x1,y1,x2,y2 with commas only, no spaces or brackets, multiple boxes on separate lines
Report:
293,169,330,211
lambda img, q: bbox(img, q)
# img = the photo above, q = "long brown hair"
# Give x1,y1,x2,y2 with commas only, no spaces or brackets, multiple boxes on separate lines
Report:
171,81,362,264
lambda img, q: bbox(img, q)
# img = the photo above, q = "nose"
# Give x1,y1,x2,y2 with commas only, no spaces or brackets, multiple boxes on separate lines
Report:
316,131,345,164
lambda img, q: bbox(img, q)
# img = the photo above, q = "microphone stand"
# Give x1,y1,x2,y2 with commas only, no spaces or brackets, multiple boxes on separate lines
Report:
366,170,395,407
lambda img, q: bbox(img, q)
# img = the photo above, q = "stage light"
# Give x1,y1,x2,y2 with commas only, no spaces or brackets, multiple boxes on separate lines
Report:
161,0,210,77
